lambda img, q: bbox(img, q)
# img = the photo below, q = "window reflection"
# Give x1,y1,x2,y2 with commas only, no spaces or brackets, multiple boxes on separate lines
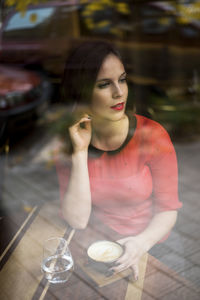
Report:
4,8,55,31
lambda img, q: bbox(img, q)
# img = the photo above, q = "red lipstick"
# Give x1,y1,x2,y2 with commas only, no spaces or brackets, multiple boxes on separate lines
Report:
110,102,124,111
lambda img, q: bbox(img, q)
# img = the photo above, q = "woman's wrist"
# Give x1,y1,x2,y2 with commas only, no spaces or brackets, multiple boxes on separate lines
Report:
72,149,88,159
132,234,154,252
133,211,177,252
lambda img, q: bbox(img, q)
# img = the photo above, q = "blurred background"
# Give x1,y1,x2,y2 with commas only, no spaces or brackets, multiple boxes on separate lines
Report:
1,0,200,142
0,0,200,295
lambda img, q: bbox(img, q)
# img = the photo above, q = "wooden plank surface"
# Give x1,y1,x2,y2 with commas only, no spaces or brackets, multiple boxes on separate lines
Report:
0,207,38,264
2,201,193,300
125,253,148,300
0,209,31,258
0,203,67,300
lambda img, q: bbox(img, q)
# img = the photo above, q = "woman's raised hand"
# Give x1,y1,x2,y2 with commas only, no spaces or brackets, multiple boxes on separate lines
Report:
68,115,92,153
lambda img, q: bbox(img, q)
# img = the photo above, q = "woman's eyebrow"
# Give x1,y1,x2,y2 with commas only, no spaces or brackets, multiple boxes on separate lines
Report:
120,72,127,78
96,72,126,83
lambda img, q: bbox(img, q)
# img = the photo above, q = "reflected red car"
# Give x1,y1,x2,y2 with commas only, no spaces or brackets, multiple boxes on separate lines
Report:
0,65,51,143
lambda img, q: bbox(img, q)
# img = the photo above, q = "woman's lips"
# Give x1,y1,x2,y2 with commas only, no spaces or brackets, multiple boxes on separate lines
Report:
110,102,125,111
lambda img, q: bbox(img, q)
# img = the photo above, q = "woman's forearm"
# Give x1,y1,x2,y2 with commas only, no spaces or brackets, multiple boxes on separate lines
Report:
113,210,177,275
62,151,91,229
135,210,177,252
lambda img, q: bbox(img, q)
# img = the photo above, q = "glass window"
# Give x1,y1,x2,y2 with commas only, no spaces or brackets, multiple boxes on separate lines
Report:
4,8,55,31
3,7,56,39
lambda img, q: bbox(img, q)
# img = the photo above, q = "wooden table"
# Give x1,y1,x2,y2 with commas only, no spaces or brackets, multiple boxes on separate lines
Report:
0,202,197,300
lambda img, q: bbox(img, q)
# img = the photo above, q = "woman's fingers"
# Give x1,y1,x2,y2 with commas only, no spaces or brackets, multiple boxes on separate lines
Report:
77,115,91,125
111,261,139,281
68,113,92,152
70,115,91,129
115,252,131,265
83,117,92,130
111,256,135,273
130,264,139,281
112,263,130,273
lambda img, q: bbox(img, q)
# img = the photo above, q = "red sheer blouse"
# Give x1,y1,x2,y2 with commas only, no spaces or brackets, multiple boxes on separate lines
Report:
56,115,182,237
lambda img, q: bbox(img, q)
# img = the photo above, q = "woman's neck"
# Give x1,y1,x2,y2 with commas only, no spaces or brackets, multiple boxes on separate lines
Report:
91,114,129,151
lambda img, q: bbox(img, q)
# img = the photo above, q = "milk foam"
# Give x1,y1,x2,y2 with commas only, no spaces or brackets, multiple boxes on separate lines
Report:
87,241,123,262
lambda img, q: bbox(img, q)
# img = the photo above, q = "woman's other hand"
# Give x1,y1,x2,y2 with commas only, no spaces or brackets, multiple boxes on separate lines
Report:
111,211,177,280
111,236,148,280
69,115,92,153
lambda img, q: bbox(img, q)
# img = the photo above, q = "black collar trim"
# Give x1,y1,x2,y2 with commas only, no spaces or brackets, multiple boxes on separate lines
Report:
88,115,136,158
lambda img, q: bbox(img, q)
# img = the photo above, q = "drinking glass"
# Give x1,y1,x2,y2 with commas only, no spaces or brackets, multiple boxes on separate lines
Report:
41,237,74,284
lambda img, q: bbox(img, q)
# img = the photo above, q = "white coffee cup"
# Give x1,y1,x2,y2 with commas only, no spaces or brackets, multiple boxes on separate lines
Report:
87,240,124,275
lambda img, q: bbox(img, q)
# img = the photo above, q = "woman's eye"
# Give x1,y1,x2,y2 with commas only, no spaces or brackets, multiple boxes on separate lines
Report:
97,82,110,89
119,77,127,83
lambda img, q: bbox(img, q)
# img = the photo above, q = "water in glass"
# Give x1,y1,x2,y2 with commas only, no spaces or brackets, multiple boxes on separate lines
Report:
42,237,74,284
42,254,73,283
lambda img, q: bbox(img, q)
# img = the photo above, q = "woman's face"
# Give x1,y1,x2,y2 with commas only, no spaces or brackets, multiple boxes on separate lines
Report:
90,54,128,122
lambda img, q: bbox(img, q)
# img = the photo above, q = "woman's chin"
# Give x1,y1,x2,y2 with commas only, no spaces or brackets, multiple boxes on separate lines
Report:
92,111,127,123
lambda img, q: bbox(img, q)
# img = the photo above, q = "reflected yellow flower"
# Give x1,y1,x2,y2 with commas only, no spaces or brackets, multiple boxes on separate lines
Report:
115,3,130,15
82,10,91,17
176,3,200,23
85,18,94,29
6,0,44,13
29,13,37,23
97,20,110,28
110,27,122,37
88,3,104,11
102,0,114,6
177,16,190,24
6,0,16,6
159,17,171,26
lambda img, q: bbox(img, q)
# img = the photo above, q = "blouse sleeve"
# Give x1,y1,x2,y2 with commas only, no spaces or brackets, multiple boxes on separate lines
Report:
148,122,182,214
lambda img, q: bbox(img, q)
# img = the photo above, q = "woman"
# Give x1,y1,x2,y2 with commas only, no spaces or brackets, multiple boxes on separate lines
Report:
57,41,182,280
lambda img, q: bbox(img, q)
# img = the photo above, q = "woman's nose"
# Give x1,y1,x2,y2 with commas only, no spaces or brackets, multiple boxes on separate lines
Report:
113,83,123,98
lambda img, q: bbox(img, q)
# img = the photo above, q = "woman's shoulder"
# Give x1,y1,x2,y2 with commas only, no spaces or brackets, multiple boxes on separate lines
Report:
133,114,173,150
135,114,161,127
135,114,170,136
